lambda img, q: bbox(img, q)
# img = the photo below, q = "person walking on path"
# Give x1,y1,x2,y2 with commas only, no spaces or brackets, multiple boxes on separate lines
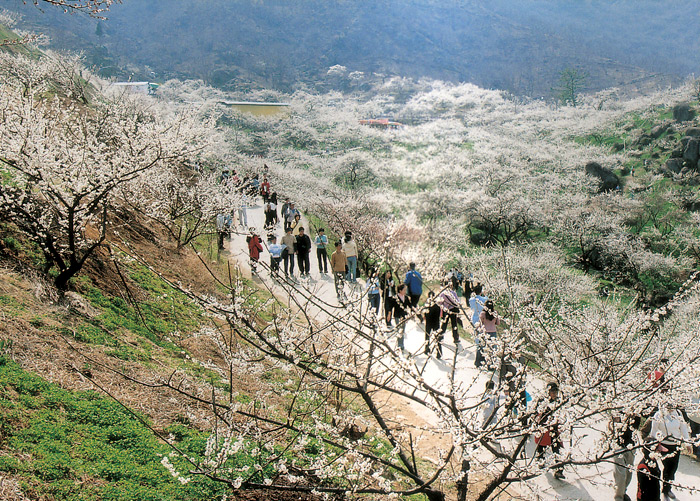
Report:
261,176,271,202
648,404,691,500
404,262,423,308
264,201,276,229
268,235,283,276
295,226,312,278
438,280,462,347
250,175,260,200
463,272,473,302
284,202,300,232
237,192,249,229
330,241,348,301
393,284,412,353
534,382,566,480
291,214,302,235
470,285,489,368
247,229,263,275
281,227,296,278
366,269,381,316
280,198,290,224
687,393,700,461
422,291,442,357
637,440,662,501
481,380,503,431
216,213,230,250
609,412,641,501
343,231,358,282
314,228,329,274
270,192,279,225
380,270,396,326
477,299,502,369
469,284,487,326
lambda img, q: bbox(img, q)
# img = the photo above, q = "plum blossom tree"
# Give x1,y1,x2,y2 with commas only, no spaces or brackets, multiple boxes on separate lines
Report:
107,70,700,500
0,53,208,290
123,166,242,251
0,51,692,500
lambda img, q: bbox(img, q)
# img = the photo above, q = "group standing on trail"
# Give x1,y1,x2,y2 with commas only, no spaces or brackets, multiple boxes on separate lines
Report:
216,165,700,499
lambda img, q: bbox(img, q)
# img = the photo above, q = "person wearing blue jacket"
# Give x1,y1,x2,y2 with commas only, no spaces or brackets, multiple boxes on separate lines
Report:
404,262,423,308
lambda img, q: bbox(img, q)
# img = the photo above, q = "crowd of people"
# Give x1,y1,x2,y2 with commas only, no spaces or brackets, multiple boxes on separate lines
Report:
216,167,699,500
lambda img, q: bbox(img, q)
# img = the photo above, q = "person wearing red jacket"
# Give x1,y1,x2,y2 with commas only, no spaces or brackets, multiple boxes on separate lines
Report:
247,229,263,274
261,176,271,202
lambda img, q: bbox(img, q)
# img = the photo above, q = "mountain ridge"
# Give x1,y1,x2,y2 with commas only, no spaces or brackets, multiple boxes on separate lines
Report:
3,1,698,96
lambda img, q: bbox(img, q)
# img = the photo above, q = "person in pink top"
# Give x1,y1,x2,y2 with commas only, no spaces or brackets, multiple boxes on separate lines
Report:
478,300,501,369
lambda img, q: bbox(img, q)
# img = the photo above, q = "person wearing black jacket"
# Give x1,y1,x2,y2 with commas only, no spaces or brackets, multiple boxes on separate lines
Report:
393,284,412,353
422,291,442,358
637,440,661,501
380,270,397,326
295,226,312,278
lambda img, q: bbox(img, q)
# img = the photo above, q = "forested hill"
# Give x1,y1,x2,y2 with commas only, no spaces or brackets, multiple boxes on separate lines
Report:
6,0,700,96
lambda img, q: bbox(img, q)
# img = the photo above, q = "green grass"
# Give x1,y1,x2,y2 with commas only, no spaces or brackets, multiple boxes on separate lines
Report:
393,141,428,152
0,295,25,317
0,358,230,501
574,105,675,150
0,222,48,271
79,264,205,347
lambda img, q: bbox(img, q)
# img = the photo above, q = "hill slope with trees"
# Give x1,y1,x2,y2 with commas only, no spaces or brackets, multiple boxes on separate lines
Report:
1,26,700,500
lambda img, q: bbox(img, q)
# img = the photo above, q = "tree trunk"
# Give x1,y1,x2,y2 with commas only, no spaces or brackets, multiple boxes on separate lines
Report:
425,488,446,501
55,262,83,291
456,459,470,501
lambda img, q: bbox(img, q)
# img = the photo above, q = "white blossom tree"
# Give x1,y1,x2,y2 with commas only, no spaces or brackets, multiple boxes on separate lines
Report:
0,53,207,290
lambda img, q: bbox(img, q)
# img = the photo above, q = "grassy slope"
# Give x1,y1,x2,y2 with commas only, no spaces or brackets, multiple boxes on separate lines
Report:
0,215,310,500
0,358,230,501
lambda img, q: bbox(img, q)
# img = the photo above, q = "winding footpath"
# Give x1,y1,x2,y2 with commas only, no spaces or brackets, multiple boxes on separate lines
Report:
224,199,700,500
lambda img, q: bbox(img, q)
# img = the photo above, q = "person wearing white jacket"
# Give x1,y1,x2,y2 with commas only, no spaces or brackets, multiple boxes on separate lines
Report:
649,405,691,500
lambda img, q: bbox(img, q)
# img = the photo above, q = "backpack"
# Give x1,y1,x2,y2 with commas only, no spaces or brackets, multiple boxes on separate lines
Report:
534,431,552,447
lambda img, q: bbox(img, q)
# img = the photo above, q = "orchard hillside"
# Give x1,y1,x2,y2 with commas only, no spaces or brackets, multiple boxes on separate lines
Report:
0,28,699,501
